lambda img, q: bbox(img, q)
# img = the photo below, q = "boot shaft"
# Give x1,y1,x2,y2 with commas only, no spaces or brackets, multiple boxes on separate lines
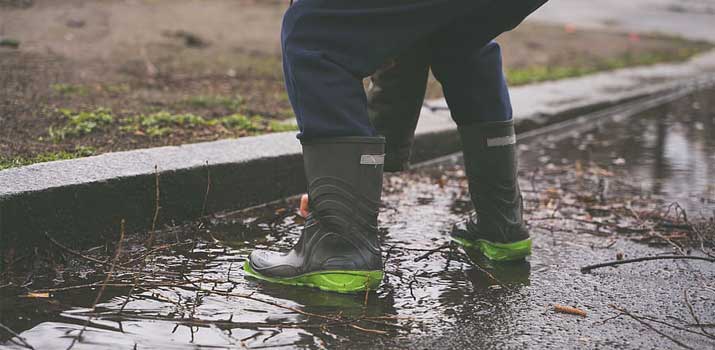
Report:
458,120,527,243
301,136,385,232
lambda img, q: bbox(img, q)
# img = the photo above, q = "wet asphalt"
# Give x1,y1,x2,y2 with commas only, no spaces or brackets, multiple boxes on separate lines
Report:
3,90,715,350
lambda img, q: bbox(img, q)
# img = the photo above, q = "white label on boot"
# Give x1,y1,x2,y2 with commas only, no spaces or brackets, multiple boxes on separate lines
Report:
360,154,385,165
487,135,516,147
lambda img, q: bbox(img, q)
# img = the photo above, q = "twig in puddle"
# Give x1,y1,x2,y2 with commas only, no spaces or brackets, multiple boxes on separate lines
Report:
146,165,161,248
580,255,715,273
32,281,191,293
201,160,211,217
363,279,370,307
192,287,391,335
121,241,193,267
413,242,451,262
0,322,35,349
408,274,419,301
45,232,109,267
66,219,126,350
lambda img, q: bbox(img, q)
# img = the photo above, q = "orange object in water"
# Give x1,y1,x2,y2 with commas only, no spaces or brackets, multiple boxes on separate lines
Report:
300,194,310,218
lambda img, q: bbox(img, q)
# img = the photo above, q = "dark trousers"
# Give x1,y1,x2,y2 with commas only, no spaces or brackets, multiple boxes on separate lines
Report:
282,0,547,139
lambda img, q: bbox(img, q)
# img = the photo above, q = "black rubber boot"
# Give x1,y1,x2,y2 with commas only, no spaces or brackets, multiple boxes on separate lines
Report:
244,137,385,293
451,120,531,261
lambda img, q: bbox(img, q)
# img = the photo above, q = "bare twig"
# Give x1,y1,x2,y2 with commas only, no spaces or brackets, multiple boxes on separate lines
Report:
413,242,451,262
683,289,714,338
581,255,715,273
67,219,126,350
0,322,35,349
609,304,694,350
146,165,161,248
45,232,109,267
201,160,211,217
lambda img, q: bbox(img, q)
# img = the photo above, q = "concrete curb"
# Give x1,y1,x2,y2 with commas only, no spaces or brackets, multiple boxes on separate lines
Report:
2,53,715,248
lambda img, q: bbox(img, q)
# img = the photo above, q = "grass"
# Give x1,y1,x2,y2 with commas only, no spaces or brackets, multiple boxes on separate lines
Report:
129,111,208,137
49,108,114,141
505,47,709,86
120,111,297,137
4,109,297,170
51,83,90,96
0,146,96,170
179,94,243,111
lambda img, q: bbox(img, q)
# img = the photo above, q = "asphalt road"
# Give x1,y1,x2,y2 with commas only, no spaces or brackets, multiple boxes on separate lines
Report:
531,0,715,42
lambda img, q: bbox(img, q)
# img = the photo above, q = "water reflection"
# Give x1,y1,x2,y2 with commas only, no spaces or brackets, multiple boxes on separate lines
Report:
520,88,715,214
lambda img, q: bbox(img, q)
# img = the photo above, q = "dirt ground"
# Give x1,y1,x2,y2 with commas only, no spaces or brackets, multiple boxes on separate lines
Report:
0,0,711,167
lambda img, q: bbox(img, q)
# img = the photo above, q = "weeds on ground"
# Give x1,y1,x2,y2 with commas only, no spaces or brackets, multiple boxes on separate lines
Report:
179,95,243,111
48,108,114,141
50,83,90,96
119,111,296,137
51,83,131,96
0,146,96,170
506,47,710,86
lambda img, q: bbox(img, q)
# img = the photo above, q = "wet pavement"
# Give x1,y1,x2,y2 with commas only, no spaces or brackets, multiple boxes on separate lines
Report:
2,88,714,349
534,0,715,42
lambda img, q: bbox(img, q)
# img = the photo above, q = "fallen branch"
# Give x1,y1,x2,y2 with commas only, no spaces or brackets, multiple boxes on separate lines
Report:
45,232,109,267
609,304,694,350
581,255,715,273
66,220,126,350
413,242,451,262
0,322,35,349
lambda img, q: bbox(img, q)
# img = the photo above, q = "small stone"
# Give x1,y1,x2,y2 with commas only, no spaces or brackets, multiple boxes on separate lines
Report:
66,19,86,28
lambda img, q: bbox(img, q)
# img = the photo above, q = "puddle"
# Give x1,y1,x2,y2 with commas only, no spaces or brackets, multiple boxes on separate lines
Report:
2,89,714,349
520,87,715,214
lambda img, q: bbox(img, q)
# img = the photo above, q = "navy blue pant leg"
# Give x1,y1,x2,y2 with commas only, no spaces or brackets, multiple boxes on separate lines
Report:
282,0,546,139
431,41,512,124
430,0,546,124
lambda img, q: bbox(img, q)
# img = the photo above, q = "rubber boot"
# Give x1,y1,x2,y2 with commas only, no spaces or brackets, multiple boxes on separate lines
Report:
367,40,431,172
244,137,385,293
451,120,531,261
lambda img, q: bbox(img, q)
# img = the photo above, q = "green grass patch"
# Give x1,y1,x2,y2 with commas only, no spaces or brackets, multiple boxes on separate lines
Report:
120,111,206,137
218,113,263,132
267,120,298,132
50,83,90,96
179,95,243,111
120,111,296,137
0,146,96,171
506,46,711,86
103,83,131,94
49,108,114,141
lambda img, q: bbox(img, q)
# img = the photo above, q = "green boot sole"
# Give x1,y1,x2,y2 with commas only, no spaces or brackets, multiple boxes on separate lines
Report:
452,236,532,261
243,261,383,294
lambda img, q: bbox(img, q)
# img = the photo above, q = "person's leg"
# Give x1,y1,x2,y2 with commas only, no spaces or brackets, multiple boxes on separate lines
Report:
430,0,548,123
246,0,545,291
430,1,548,261
282,0,487,140
248,0,495,292
367,39,432,172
